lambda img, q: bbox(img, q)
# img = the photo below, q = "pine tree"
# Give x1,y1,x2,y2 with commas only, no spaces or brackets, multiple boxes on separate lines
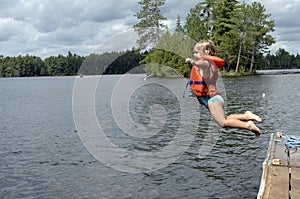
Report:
184,0,216,41
210,0,239,71
226,2,253,72
175,15,184,33
246,2,275,72
133,0,167,50
211,0,239,45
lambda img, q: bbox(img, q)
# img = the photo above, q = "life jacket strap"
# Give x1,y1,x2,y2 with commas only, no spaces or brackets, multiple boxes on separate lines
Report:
188,80,206,85
183,80,206,98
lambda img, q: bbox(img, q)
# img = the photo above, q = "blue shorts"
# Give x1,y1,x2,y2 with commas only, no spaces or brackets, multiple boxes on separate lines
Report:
197,95,224,109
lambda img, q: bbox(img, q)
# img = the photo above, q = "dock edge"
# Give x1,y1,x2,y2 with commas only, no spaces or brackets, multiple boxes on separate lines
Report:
257,133,274,199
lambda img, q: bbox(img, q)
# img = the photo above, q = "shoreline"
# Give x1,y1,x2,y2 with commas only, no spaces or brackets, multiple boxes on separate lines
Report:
220,69,300,77
1,69,300,79
255,69,300,75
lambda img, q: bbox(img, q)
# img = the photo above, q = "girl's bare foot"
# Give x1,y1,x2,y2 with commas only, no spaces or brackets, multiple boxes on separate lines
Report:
246,121,261,136
245,111,262,122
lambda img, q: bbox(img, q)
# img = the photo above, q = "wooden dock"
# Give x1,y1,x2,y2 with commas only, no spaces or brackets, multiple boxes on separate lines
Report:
257,132,300,199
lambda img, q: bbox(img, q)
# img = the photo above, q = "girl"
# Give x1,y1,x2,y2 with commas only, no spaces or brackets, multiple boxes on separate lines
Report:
185,40,262,136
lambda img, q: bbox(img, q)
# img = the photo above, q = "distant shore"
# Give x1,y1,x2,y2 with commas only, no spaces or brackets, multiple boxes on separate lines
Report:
220,69,300,77
255,69,300,75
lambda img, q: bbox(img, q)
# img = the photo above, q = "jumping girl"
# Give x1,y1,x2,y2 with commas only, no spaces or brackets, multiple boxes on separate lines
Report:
185,40,262,136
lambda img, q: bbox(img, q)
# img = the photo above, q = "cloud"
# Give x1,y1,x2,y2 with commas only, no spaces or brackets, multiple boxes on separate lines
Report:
0,0,141,57
81,0,138,23
0,0,299,58
0,18,20,41
250,0,300,54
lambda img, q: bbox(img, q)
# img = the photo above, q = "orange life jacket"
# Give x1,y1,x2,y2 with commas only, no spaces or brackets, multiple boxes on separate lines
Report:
189,56,224,97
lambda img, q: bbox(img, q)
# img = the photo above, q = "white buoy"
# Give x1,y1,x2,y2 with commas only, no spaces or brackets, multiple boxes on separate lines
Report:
262,93,265,98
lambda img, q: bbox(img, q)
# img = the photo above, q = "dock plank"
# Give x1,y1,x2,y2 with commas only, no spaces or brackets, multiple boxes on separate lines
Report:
291,167,300,199
267,166,289,199
272,140,288,166
290,150,300,168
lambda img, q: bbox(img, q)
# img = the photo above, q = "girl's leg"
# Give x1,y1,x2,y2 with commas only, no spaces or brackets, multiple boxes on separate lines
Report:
208,102,261,136
227,111,262,122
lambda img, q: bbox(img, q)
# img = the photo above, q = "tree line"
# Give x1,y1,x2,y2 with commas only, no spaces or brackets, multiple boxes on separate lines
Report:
0,52,84,78
258,48,300,70
1,47,300,78
0,47,300,77
0,50,144,78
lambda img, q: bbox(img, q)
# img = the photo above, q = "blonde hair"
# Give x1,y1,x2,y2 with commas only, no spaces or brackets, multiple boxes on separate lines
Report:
195,40,216,56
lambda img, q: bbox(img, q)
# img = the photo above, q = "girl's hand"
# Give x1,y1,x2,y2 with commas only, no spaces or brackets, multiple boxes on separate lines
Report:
185,58,194,65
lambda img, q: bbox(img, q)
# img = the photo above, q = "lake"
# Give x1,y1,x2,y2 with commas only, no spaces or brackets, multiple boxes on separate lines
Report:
1,74,300,198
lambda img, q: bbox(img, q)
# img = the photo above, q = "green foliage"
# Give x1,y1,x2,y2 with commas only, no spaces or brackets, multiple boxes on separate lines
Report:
1,48,299,78
106,50,144,74
0,49,145,78
184,0,215,41
142,31,195,77
257,49,300,70
212,0,239,45
44,52,84,76
175,15,184,33
78,49,144,75
0,53,81,77
0,55,47,77
243,2,275,72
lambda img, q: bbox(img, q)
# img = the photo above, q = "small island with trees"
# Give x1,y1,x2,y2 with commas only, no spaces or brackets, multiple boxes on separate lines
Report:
0,0,299,78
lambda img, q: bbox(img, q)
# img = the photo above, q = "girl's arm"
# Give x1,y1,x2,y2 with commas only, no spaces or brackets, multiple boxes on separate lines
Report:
185,58,210,69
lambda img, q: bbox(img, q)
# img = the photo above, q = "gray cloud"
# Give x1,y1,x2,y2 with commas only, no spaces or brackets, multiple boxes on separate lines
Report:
252,0,300,54
81,0,139,23
0,0,299,58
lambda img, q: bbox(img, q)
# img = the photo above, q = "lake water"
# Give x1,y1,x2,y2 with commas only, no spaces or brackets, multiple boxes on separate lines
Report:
1,74,300,199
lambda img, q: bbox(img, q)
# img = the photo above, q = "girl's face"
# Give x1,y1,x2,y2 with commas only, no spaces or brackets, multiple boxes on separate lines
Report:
193,46,203,60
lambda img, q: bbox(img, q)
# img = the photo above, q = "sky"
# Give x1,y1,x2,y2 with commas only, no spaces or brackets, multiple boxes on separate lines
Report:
0,0,299,58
